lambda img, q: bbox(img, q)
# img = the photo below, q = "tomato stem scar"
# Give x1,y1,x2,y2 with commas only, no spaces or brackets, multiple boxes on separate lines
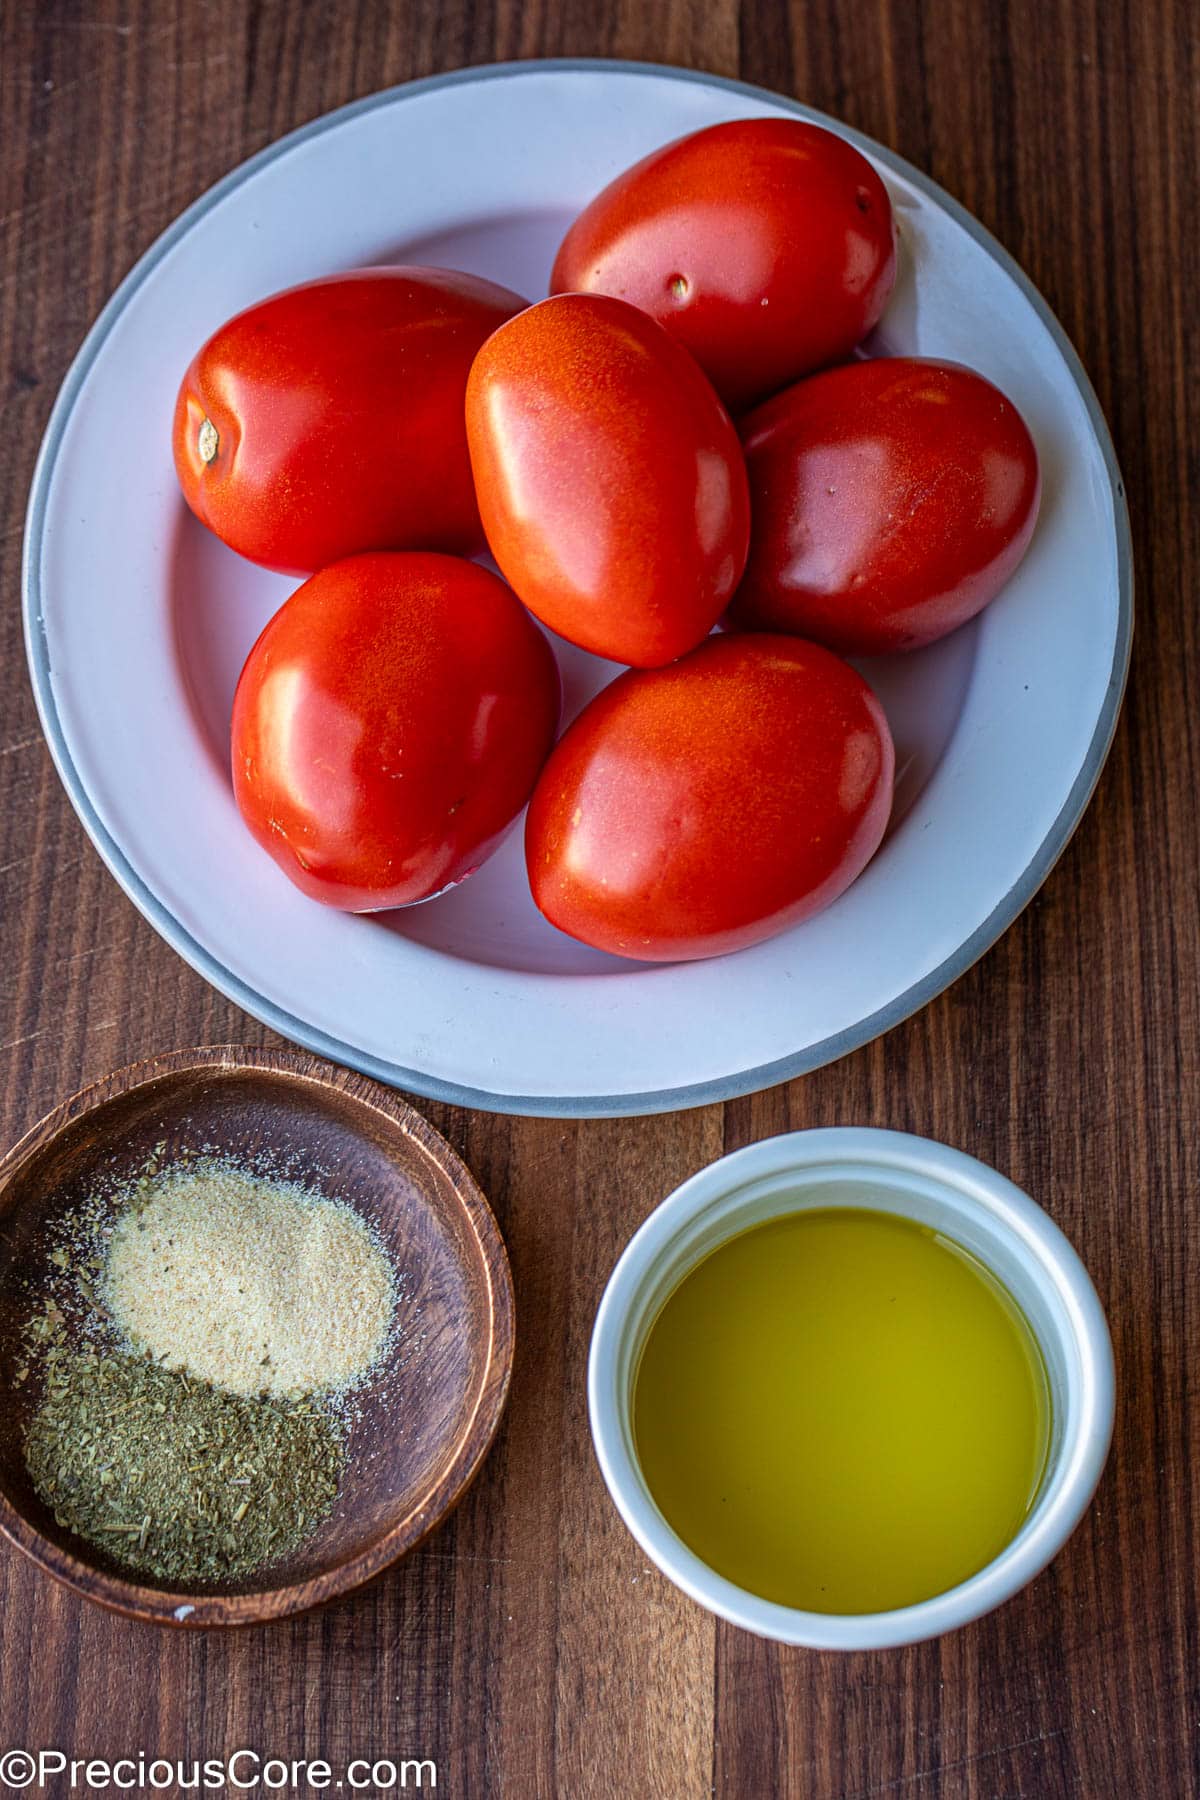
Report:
198,416,219,464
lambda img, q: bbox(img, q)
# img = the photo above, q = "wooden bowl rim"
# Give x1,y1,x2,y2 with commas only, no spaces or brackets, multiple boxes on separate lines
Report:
0,1045,515,1628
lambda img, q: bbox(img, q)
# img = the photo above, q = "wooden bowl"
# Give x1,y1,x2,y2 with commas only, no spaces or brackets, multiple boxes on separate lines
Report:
0,1047,514,1627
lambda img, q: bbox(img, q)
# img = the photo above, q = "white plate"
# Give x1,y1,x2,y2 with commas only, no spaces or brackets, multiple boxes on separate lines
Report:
23,61,1132,1118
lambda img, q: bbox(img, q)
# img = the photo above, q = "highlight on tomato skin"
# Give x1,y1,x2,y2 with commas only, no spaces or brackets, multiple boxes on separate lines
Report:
728,357,1042,656
465,292,751,670
231,552,561,913
172,266,528,577
524,634,895,963
551,117,897,411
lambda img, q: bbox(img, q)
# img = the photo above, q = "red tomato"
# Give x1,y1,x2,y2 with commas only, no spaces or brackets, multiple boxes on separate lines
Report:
525,635,893,962
173,267,526,575
729,358,1042,655
232,553,560,911
551,119,896,411
466,294,750,668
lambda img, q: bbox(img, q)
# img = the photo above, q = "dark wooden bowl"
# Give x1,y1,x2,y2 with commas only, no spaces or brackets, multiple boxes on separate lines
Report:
0,1047,514,1627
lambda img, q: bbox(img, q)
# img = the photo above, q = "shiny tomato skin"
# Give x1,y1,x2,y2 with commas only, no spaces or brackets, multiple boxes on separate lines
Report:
466,293,750,669
174,267,526,576
551,119,897,411
729,358,1042,655
525,634,894,962
232,553,560,911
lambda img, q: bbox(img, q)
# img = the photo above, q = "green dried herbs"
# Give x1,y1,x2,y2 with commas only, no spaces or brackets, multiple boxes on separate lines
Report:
25,1347,345,1583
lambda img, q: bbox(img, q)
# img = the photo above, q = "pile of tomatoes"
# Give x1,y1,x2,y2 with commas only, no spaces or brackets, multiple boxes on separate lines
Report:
173,118,1040,964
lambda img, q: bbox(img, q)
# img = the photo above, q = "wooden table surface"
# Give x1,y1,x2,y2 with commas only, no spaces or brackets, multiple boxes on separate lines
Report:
0,2,1193,1796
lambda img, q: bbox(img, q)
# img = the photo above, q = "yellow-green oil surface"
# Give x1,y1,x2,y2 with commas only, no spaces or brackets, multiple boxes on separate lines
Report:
634,1208,1050,1614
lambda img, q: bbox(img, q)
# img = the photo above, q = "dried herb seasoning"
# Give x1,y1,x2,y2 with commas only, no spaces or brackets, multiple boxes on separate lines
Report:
13,1149,407,1586
25,1346,345,1583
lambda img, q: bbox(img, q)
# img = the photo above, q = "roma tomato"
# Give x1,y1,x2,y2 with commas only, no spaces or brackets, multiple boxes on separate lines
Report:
551,119,896,411
174,267,526,575
729,358,1042,655
466,294,750,668
525,635,893,962
232,553,560,911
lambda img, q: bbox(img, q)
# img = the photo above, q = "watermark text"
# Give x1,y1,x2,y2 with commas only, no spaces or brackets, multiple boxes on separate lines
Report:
0,1750,437,1793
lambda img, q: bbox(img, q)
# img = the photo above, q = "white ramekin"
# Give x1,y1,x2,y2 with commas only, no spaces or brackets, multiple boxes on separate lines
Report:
588,1128,1114,1650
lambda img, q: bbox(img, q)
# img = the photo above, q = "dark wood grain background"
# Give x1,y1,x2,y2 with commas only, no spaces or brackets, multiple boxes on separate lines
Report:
0,1,1194,1796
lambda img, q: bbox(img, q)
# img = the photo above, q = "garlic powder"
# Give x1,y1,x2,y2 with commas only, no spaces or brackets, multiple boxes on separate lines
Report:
104,1158,395,1398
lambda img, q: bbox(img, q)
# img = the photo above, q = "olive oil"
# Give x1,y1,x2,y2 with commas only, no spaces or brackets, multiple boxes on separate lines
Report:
634,1207,1050,1614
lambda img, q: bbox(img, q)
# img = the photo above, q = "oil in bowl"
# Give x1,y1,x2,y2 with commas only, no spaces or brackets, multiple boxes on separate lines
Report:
633,1207,1050,1615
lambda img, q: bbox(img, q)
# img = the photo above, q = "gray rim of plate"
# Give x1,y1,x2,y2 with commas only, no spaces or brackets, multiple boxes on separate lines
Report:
22,58,1134,1120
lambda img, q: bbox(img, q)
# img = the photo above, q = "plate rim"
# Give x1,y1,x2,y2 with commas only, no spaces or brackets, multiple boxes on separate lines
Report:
22,56,1134,1120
